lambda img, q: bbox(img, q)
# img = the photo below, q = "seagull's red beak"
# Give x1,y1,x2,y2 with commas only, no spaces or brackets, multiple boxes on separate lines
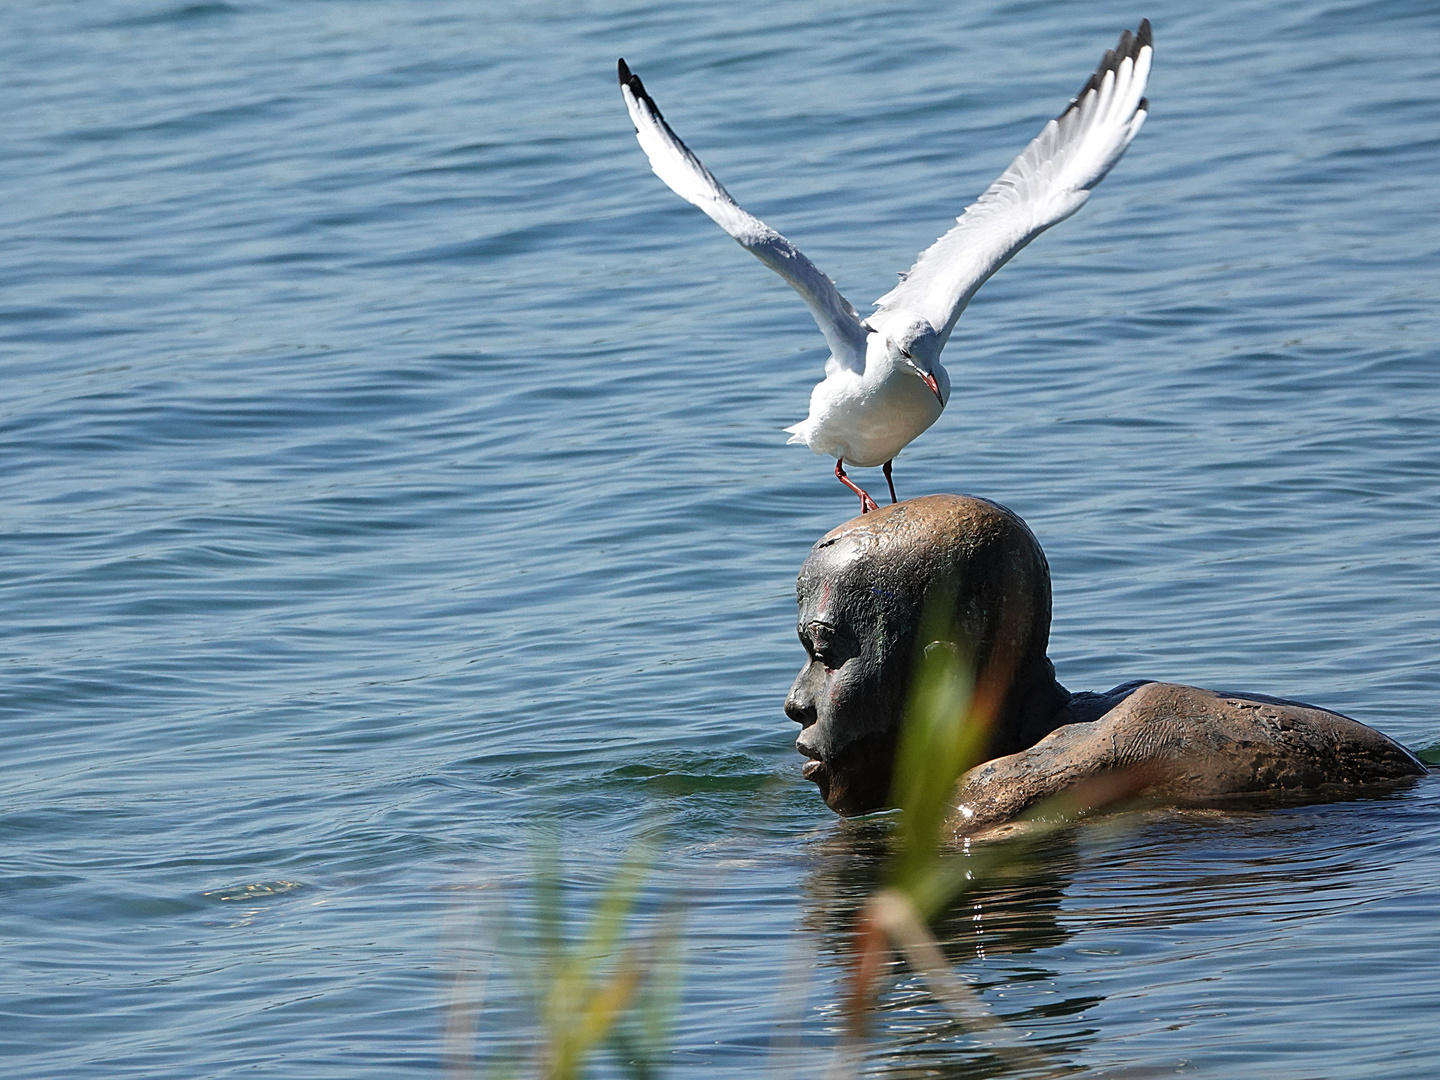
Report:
921,371,942,404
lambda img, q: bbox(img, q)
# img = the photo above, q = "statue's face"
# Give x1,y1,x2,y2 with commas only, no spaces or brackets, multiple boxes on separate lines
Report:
784,538,915,816
785,495,1060,818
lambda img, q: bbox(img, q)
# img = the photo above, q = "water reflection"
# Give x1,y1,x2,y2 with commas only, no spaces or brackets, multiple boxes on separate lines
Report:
800,819,1093,1078
797,777,1438,1079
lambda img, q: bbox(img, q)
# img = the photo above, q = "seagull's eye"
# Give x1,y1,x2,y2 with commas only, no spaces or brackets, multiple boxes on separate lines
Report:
900,348,914,360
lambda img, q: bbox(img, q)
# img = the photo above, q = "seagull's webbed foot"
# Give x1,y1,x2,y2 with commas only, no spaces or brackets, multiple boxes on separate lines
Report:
882,460,898,504
835,459,880,514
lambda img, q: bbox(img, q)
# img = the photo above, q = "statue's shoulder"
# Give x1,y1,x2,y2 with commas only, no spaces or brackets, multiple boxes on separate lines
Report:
1082,680,1427,787
954,680,1427,838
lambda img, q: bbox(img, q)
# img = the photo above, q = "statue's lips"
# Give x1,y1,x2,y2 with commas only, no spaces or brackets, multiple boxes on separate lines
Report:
801,755,833,804
797,741,825,782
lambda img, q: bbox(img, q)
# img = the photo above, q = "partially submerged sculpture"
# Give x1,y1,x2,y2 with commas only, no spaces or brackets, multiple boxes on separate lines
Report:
786,495,1426,829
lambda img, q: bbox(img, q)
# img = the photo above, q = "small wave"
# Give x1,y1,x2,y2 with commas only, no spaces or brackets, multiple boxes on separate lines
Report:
200,879,307,903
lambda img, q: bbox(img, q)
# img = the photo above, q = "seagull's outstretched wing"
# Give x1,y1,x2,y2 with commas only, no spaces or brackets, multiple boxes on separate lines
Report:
873,21,1153,346
619,60,868,372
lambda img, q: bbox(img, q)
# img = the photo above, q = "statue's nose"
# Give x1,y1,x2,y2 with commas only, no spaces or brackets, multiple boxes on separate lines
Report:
784,676,815,725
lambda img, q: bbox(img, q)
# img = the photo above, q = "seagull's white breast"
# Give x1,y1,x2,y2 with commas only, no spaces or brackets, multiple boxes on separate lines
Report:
787,337,947,468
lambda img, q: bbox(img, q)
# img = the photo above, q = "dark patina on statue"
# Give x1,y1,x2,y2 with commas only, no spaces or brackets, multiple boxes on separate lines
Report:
786,495,1426,830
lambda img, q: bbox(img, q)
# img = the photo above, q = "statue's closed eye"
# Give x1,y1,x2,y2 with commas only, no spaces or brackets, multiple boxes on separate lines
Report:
805,621,860,670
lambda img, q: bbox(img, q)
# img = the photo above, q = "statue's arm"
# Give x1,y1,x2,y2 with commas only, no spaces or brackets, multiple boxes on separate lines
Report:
953,682,1426,837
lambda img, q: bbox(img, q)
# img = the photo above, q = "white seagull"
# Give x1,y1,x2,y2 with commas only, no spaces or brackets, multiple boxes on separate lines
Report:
619,21,1152,513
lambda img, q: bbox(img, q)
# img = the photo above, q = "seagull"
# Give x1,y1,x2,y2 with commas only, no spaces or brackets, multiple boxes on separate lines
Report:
619,21,1152,513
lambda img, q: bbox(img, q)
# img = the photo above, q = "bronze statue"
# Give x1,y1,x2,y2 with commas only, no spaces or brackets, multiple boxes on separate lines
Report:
786,495,1426,830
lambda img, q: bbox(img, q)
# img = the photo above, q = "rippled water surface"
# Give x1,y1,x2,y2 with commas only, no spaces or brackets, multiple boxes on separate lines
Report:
4,1,1439,1077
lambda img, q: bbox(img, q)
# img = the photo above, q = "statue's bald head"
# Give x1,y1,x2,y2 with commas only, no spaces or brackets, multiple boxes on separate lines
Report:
786,495,1068,815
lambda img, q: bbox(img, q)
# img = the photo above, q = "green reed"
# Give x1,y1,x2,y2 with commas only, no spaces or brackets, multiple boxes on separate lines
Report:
470,831,683,1080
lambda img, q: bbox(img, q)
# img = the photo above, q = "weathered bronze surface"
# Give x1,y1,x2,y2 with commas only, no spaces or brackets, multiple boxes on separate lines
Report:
956,680,1426,837
786,495,1427,823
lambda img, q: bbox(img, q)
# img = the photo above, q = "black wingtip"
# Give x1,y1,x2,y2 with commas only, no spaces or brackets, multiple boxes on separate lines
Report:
618,57,646,98
1059,21,1154,119
617,57,664,119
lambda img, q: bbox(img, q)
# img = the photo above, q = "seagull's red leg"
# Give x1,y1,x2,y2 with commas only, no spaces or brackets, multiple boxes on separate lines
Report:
882,460,898,504
835,459,879,514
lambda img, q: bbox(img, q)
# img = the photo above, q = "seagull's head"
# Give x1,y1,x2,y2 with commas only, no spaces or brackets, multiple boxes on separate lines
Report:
881,316,948,407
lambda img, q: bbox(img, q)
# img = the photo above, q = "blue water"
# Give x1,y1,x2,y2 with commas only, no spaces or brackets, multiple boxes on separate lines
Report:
4,0,1439,1076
